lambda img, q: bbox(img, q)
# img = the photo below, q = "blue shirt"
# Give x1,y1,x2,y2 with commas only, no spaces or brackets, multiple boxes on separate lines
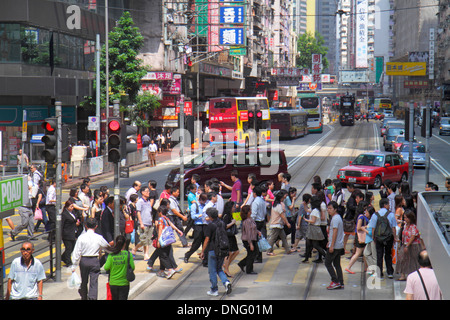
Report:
8,257,46,300
367,207,396,238
284,197,294,218
190,202,207,225
251,196,267,222
187,192,197,211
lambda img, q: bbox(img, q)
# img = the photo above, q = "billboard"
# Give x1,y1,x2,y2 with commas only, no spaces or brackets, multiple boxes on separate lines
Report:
339,70,368,83
385,62,427,76
356,0,368,68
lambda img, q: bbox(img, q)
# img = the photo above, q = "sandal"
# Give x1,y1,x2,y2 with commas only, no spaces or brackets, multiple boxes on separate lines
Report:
345,268,355,274
267,252,275,256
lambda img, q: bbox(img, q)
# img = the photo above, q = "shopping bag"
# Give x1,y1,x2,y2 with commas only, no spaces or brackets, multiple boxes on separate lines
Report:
34,208,43,220
257,236,271,252
67,271,81,289
159,225,176,248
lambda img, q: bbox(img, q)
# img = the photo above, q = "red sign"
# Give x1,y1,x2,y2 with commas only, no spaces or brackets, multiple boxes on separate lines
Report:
240,110,248,121
175,101,193,115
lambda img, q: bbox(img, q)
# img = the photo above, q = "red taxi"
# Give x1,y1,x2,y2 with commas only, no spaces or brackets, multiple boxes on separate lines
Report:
337,151,409,189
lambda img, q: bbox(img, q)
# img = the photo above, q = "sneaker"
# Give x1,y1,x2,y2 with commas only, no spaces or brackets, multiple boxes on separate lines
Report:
387,274,394,279
207,290,219,297
165,269,176,279
326,282,341,290
225,281,232,294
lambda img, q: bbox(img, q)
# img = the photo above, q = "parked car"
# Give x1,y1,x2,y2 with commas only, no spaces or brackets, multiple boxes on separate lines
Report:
439,117,450,135
337,151,409,189
384,125,405,151
398,142,426,168
166,147,287,195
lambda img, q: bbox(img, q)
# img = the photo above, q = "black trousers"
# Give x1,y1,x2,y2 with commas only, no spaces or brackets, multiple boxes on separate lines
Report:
109,285,130,300
79,256,101,300
238,240,258,273
185,224,206,260
375,236,394,276
45,205,56,239
255,221,266,262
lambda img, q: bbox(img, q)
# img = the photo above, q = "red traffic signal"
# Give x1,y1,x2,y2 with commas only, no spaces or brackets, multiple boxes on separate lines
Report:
108,119,121,132
107,117,122,163
41,118,57,164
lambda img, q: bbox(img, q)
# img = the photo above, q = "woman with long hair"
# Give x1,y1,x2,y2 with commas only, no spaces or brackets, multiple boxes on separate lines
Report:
104,235,135,300
396,210,423,281
222,201,240,277
61,199,80,267
302,196,327,263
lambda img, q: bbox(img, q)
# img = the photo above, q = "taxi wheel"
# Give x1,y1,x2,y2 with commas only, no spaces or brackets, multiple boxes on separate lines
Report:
372,175,382,189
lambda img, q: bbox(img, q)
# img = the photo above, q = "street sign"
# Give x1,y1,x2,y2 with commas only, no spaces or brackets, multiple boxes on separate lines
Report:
0,176,28,213
88,116,99,131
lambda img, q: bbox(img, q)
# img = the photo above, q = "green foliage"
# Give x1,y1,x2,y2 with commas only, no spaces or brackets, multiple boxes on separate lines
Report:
296,32,329,70
80,11,157,119
131,91,161,128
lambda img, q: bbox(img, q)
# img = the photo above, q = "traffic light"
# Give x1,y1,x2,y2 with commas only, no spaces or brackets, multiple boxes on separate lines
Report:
107,117,122,163
41,118,57,164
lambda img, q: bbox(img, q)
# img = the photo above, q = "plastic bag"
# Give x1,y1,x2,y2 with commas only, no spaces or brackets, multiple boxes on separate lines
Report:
34,208,43,220
67,271,81,289
257,236,271,252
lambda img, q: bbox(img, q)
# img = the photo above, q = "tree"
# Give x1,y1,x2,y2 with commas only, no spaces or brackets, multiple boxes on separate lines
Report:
296,32,329,71
81,11,159,121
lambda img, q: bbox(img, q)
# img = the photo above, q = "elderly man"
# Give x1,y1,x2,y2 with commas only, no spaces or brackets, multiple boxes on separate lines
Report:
125,180,141,204
6,241,46,300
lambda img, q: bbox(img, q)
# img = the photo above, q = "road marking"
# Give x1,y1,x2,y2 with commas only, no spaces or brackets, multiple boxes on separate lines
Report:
287,125,335,170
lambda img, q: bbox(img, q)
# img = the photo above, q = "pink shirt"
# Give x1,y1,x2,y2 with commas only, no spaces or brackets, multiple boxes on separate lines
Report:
404,268,442,300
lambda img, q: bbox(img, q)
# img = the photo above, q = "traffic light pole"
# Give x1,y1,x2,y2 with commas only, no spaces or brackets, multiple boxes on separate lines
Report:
425,101,431,183
55,101,62,282
408,101,414,191
113,100,120,240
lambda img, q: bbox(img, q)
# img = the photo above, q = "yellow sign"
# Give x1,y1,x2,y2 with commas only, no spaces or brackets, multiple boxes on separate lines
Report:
385,62,427,76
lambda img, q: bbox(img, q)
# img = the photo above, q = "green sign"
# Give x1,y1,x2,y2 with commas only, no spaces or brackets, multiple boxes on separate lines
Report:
229,46,246,56
0,176,27,213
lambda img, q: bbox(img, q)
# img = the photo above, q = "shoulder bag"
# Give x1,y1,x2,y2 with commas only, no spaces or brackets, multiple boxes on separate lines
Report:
158,217,177,248
126,251,135,282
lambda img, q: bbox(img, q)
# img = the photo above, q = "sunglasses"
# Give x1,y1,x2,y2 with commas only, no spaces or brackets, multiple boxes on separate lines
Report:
21,247,32,252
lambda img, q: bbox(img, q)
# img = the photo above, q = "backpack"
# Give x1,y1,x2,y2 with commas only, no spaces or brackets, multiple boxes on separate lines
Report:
213,219,229,257
373,212,393,244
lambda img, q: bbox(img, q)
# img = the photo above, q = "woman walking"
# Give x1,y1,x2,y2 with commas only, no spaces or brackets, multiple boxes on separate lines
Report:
302,196,326,263
61,199,80,267
267,190,296,256
396,210,423,281
104,235,135,300
238,205,260,274
222,201,240,277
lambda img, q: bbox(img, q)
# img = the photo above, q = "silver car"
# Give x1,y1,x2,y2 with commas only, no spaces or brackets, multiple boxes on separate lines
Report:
399,142,426,168
439,117,450,136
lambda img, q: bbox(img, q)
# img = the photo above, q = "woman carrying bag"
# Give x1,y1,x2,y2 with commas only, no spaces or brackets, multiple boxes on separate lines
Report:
302,196,327,263
104,235,135,300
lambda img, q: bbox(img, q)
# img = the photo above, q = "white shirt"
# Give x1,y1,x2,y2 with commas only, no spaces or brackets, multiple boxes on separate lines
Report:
71,229,110,266
46,185,56,205
148,143,157,152
125,187,137,203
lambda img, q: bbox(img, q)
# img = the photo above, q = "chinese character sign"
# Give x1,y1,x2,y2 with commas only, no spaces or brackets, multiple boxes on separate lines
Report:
356,0,368,68
219,28,244,45
220,6,244,24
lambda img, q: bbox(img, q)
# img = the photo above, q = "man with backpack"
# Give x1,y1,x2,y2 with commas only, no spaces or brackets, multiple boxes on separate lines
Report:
367,198,398,279
200,207,231,296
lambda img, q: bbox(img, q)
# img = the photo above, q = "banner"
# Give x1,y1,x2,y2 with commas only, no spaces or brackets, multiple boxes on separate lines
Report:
356,0,368,68
385,62,427,76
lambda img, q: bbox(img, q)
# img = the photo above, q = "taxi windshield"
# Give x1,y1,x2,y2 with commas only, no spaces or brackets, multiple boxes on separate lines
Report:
353,154,384,167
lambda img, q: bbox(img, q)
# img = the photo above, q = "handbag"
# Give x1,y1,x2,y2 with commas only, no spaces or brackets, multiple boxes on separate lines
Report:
257,236,271,252
343,219,356,233
158,217,177,248
126,251,135,282
125,218,134,234
34,207,43,220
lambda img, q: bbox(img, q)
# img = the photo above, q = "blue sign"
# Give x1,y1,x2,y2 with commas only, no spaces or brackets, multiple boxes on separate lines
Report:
219,28,244,45
220,6,244,24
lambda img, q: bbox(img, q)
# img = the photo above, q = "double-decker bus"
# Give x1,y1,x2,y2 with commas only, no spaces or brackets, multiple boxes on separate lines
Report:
270,109,308,139
339,94,355,126
374,98,392,112
297,93,323,133
208,97,271,148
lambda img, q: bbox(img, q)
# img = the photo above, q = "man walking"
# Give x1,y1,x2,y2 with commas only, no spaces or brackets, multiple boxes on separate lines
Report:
6,241,46,300
168,186,189,247
71,218,111,300
251,186,267,263
200,208,231,296
10,177,35,241
324,201,345,290
184,193,208,263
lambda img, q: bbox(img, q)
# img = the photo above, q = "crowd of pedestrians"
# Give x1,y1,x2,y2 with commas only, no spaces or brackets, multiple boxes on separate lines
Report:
5,162,445,300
